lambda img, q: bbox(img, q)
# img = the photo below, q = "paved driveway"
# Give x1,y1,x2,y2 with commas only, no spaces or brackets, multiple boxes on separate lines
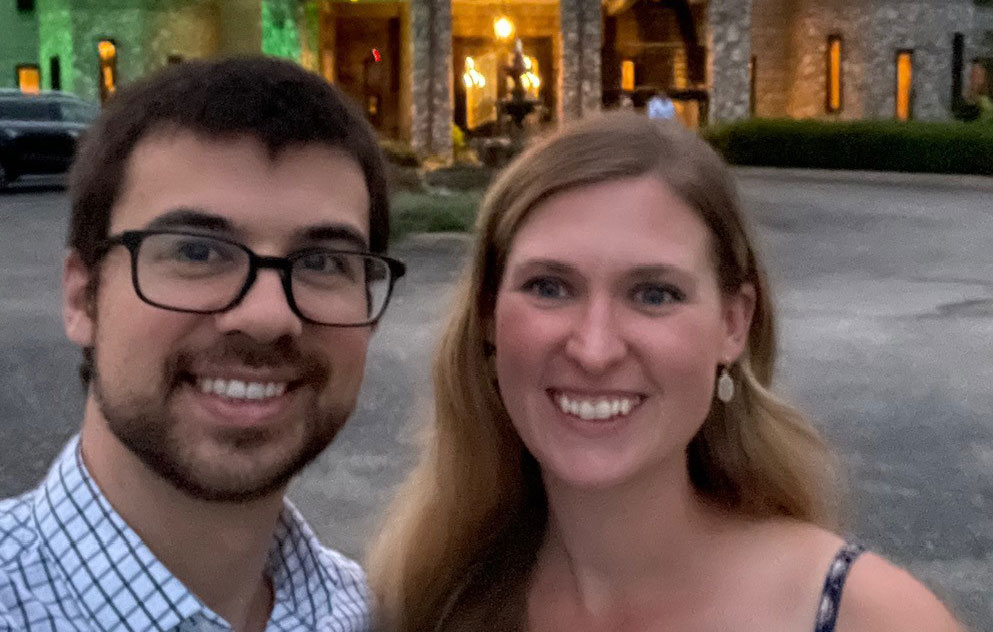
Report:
2,169,991,629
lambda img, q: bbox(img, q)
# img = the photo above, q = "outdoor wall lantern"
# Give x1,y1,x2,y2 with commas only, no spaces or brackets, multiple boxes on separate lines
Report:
493,16,515,42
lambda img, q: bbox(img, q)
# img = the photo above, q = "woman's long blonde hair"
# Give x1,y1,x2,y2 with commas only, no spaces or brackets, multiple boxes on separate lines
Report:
367,112,844,632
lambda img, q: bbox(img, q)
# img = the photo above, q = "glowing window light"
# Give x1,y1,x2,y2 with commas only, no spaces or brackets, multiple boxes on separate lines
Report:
462,56,486,89
621,60,635,92
896,50,913,121
826,35,842,113
493,16,514,41
17,65,40,94
97,39,118,102
98,39,116,61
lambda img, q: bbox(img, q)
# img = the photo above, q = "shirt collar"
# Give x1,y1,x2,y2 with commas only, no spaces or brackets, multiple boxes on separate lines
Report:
30,435,337,631
33,436,207,631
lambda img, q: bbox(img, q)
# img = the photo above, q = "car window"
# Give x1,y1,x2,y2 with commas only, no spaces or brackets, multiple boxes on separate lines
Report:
0,98,56,121
57,100,99,123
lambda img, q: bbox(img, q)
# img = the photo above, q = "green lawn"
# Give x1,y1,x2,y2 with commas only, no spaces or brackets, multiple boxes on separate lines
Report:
390,189,484,240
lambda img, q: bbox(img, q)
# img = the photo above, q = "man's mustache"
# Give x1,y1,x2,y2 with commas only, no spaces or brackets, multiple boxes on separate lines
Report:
167,335,329,385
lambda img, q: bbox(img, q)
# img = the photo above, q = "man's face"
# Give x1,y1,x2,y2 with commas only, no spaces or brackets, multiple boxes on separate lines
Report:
65,131,375,501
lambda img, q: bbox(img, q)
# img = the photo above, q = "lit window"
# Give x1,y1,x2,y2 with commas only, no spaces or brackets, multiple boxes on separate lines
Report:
621,60,635,92
16,65,41,94
896,50,913,121
97,39,118,103
826,35,842,113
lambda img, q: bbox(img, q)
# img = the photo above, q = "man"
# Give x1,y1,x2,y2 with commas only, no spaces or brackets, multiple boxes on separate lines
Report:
0,56,405,631
646,92,676,121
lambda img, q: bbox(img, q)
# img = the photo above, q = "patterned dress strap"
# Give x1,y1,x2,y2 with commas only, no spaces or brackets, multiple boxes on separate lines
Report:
813,541,866,632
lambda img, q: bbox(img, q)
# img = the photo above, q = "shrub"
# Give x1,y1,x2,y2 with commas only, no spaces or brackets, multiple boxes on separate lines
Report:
380,138,421,167
703,119,993,176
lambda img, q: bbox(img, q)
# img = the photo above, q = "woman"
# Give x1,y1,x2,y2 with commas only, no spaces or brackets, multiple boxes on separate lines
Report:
368,112,961,631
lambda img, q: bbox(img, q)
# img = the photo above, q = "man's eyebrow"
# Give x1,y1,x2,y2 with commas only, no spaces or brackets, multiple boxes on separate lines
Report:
145,208,232,232
298,225,369,251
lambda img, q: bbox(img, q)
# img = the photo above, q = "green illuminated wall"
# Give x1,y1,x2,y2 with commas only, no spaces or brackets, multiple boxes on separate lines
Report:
262,0,302,61
0,2,41,89
299,1,321,71
23,1,309,101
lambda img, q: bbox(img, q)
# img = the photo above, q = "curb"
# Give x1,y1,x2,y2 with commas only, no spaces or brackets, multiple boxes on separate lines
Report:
732,166,993,191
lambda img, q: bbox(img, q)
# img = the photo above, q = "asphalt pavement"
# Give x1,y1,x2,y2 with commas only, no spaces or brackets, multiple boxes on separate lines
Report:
1,169,991,629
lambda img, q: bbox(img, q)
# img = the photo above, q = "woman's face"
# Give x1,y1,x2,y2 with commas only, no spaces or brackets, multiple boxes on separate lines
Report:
493,175,754,489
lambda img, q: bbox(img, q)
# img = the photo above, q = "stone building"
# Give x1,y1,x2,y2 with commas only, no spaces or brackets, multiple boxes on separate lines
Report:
3,0,992,160
752,0,993,121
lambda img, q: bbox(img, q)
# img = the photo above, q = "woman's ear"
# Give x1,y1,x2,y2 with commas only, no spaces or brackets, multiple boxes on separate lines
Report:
721,283,756,363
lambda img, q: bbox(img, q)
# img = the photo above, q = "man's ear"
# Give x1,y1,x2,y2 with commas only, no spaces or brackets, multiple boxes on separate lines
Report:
721,283,756,363
63,250,96,348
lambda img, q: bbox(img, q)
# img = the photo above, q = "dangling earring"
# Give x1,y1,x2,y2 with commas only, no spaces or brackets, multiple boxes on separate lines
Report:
717,365,735,403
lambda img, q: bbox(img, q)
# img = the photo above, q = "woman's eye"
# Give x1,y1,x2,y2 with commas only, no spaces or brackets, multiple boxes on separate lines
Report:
523,277,569,300
632,283,684,307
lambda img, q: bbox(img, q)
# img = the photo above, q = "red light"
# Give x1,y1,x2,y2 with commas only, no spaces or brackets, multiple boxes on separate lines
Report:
372,48,382,62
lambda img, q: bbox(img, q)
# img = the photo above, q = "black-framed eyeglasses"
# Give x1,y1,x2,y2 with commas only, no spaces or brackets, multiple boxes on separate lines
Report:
101,230,406,327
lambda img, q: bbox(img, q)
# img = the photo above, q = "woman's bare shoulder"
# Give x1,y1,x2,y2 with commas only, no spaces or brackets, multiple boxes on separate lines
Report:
835,552,964,632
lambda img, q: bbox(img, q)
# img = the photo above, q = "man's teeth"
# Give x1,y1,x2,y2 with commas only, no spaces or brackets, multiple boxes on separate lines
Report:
197,378,287,400
556,393,639,420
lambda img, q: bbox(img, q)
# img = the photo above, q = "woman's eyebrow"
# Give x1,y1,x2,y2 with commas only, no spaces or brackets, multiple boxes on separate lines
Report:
509,258,575,275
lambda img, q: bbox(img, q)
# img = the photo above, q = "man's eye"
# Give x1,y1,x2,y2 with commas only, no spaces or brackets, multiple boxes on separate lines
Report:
299,252,353,276
523,277,569,300
174,241,223,263
632,283,684,307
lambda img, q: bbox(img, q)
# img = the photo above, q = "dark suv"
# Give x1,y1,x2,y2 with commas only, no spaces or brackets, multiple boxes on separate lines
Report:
0,90,99,189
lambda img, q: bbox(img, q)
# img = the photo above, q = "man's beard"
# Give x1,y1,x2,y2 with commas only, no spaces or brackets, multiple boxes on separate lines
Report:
92,334,346,503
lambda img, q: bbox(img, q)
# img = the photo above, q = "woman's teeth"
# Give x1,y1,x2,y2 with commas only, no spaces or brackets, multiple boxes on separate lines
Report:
196,378,287,400
555,393,641,420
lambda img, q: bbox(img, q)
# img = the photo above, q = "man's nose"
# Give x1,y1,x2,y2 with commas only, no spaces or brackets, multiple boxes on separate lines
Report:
213,269,303,342
563,296,627,373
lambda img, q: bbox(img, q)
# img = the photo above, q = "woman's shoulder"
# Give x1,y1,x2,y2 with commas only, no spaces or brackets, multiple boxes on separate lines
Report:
738,520,962,631
833,551,964,632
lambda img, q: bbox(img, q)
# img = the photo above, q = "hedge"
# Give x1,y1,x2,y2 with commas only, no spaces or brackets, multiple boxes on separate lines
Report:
702,119,993,176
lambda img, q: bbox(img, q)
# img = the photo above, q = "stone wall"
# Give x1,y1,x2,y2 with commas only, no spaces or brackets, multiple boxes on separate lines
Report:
750,0,797,117
262,0,301,60
559,0,601,121
784,0,869,119
37,0,74,93
36,0,221,103
769,0,976,121
861,0,974,121
973,4,993,57
1,2,41,89
410,0,453,158
707,0,752,122
217,0,262,55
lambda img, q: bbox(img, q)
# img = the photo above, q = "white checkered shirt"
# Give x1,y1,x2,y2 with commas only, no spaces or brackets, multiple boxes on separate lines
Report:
0,436,371,631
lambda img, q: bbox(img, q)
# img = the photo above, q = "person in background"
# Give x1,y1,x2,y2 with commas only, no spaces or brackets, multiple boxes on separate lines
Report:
366,112,962,632
0,57,405,631
646,91,677,121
